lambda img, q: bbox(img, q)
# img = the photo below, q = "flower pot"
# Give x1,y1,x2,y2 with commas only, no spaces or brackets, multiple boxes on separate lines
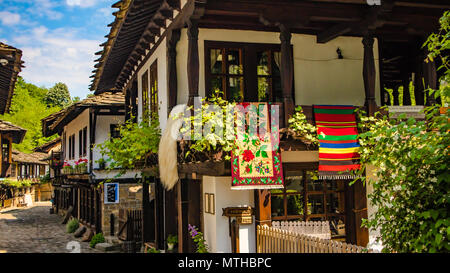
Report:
99,162,106,170
167,243,174,251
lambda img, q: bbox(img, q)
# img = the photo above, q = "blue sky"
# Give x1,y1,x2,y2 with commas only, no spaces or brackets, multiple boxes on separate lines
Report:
0,0,115,99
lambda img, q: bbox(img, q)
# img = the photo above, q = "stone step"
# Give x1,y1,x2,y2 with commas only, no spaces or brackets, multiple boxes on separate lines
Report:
95,242,122,252
104,235,121,244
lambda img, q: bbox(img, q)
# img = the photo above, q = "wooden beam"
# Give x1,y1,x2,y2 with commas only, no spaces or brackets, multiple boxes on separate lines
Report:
362,34,377,115
167,28,181,113
280,24,295,127
187,19,199,106
317,1,394,43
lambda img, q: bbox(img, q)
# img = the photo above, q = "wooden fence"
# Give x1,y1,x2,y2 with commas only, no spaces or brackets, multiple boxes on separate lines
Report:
257,225,372,253
118,209,143,242
272,221,331,240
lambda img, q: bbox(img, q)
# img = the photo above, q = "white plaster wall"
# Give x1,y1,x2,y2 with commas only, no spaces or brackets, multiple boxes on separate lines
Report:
63,109,89,167
92,114,124,169
175,28,381,106
202,176,255,253
137,38,168,132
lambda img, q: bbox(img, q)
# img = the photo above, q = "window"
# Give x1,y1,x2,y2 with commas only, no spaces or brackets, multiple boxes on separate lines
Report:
68,134,75,159
271,168,346,239
83,127,87,156
149,60,158,119
141,70,149,121
79,129,83,157
205,41,284,102
68,134,71,160
2,138,10,163
110,124,120,139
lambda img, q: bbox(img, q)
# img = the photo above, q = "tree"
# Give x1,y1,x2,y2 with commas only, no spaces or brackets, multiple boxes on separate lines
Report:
45,82,72,107
0,77,61,152
356,11,450,253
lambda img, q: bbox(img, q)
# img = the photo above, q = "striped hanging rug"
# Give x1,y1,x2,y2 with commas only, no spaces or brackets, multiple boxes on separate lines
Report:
313,105,361,180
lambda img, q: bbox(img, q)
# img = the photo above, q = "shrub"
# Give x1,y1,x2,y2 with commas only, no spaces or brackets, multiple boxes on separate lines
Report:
66,218,79,233
89,233,105,248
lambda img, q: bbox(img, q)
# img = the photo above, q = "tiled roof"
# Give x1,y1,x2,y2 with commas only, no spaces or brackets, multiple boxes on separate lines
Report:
41,91,124,137
0,119,27,143
33,137,61,153
12,149,48,164
0,42,24,114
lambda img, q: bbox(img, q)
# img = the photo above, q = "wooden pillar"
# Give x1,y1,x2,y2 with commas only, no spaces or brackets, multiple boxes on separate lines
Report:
131,80,138,123
402,70,412,106
392,85,400,106
279,24,294,127
254,189,271,227
362,34,377,116
353,181,369,247
142,178,151,244
423,52,437,105
187,19,199,106
125,87,131,122
414,53,425,105
167,29,181,112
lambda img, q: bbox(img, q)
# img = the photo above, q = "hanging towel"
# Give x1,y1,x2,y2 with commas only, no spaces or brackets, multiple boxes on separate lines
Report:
231,102,284,190
313,105,361,180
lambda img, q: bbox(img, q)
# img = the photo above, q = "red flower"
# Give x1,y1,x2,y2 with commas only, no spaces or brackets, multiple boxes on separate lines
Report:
242,150,255,162
245,166,251,173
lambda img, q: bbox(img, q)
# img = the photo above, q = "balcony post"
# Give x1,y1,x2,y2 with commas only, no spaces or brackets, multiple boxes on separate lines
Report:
423,51,438,105
187,19,199,106
362,34,377,116
167,28,181,112
279,24,294,127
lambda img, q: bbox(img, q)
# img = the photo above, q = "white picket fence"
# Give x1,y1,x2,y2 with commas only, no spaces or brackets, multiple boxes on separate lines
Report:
257,225,371,253
272,220,331,240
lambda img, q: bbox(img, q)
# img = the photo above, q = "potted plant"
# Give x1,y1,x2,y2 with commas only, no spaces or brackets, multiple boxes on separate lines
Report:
77,158,88,173
97,157,106,170
167,234,178,251
62,162,72,174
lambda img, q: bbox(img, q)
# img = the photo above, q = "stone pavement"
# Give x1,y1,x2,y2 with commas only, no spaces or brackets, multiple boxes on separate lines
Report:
0,202,101,253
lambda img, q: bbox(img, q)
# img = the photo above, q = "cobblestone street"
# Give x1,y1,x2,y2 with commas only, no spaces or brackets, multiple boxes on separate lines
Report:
0,202,101,253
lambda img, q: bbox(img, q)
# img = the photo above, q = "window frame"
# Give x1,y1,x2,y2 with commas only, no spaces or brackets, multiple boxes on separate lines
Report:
271,166,347,238
149,59,158,118
141,69,149,121
204,40,289,102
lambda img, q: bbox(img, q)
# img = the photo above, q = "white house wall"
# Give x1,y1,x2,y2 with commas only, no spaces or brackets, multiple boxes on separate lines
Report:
137,38,168,131
175,28,381,106
63,108,89,166
202,176,255,253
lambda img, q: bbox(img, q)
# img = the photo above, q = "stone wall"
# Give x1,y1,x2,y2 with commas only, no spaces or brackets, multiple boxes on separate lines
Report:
0,186,36,209
101,182,143,236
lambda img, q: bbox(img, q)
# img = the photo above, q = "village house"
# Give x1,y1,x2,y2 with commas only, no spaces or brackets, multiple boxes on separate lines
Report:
41,92,143,239
89,0,447,253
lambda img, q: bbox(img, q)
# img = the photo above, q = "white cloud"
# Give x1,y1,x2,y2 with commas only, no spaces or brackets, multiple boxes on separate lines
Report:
24,0,63,20
14,26,101,99
0,11,21,26
66,0,99,8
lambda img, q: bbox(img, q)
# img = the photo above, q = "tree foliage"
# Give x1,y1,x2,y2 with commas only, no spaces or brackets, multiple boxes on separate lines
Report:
0,78,77,153
424,10,450,105
96,117,161,173
353,12,450,253
44,82,72,107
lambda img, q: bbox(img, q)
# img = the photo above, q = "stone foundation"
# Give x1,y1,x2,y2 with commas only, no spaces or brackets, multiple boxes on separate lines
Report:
101,183,142,236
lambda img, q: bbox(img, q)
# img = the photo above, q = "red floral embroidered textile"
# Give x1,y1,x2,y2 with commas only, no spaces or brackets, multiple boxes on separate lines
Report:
231,102,284,190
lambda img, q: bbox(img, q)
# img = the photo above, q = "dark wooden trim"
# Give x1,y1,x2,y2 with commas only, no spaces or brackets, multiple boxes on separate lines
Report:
279,24,295,126
167,28,181,113
187,19,200,106
362,34,377,116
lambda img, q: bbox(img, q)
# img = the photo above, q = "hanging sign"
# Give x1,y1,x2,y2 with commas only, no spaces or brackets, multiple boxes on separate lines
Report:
222,206,253,217
104,183,119,204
